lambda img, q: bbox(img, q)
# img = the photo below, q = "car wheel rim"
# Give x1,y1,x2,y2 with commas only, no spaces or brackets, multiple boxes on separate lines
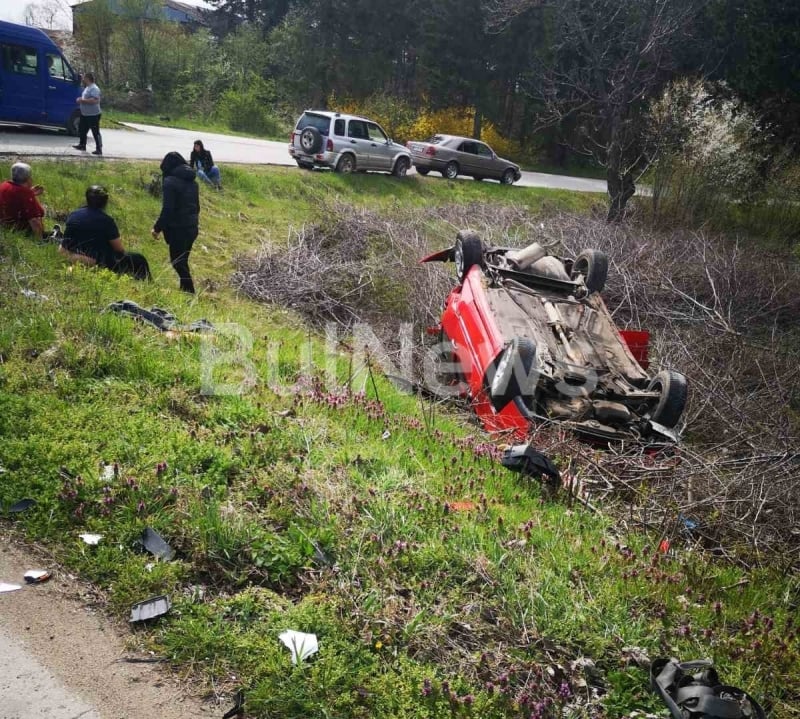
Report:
491,350,513,396
342,158,353,173
455,244,464,278
447,165,457,179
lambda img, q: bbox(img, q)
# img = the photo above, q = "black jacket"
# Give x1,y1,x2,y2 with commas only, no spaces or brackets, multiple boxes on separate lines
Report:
154,161,199,233
189,148,214,174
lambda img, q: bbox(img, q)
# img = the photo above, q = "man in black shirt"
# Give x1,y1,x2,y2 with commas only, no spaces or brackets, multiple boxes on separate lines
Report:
59,185,150,280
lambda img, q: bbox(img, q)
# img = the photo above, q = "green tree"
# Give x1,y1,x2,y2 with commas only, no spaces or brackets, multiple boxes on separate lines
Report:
73,0,115,85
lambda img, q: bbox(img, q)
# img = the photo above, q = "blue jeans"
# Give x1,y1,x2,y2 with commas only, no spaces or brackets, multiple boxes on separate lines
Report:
197,166,221,186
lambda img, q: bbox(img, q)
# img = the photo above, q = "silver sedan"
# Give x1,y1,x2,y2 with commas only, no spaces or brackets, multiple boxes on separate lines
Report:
406,134,522,184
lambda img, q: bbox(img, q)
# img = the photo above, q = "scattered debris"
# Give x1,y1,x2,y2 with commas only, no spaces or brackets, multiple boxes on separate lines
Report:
222,689,245,719
651,657,766,719
8,498,36,514
129,595,172,623
501,444,561,483
137,527,175,561
20,288,49,301
79,533,103,545
279,630,319,664
23,570,51,584
106,300,214,334
381,430,391,440
0,582,22,593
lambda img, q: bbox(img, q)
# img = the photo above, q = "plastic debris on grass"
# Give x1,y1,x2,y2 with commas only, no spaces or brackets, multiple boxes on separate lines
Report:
279,630,319,664
24,570,51,584
79,533,103,545
130,595,171,623
0,583,22,593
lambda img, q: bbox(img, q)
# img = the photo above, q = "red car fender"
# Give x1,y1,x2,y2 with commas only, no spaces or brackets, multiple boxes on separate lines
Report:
441,266,506,397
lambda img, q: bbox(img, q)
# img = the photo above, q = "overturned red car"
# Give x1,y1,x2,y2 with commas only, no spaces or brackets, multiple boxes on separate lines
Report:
423,230,687,445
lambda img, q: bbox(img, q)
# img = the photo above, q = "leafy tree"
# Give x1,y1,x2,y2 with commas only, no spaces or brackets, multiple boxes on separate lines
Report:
116,0,167,90
493,0,704,220
73,0,115,85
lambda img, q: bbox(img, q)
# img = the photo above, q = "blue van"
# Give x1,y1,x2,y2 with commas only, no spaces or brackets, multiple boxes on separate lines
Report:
0,20,81,135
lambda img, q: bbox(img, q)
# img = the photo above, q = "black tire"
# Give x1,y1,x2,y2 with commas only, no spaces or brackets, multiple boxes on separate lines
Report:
443,161,459,180
416,168,430,176
488,338,537,411
647,370,688,428
501,168,516,185
571,249,609,293
454,229,484,282
299,126,323,154
295,160,314,170
67,110,81,136
392,156,410,178
335,154,356,174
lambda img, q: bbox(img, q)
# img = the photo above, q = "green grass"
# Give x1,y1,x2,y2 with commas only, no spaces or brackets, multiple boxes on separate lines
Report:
104,109,290,141
1,161,798,718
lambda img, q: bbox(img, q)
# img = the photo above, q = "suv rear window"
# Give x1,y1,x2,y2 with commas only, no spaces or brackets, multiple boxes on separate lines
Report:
426,135,447,144
297,112,331,135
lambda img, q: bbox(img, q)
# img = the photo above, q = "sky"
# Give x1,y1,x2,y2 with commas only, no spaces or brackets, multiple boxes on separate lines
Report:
0,0,213,29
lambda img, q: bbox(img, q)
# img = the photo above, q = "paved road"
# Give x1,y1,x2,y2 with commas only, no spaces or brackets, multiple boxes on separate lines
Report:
0,122,608,194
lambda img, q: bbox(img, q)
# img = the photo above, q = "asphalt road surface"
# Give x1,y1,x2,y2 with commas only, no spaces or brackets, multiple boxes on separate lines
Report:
0,122,608,194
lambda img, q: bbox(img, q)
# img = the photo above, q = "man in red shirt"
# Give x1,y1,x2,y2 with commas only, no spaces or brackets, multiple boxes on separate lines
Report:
0,162,46,237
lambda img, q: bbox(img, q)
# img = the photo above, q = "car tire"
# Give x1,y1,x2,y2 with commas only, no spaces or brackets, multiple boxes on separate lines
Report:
443,161,459,180
335,154,356,174
299,126,323,154
647,370,688,428
393,157,410,178
454,229,484,282
488,337,537,411
67,110,81,136
295,160,314,170
571,249,609,293
416,168,430,176
501,168,516,185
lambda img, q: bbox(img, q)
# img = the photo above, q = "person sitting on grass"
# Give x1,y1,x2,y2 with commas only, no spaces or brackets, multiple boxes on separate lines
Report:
189,140,221,189
59,185,151,280
0,162,47,238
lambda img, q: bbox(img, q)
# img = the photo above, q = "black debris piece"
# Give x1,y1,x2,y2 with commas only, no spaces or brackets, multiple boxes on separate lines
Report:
107,300,213,334
222,689,245,719
501,444,561,483
650,657,766,719
129,595,172,623
8,498,36,514
138,527,175,561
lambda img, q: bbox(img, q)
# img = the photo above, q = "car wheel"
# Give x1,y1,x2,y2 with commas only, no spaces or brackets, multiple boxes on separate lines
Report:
501,168,516,185
67,110,81,136
444,161,459,180
454,229,484,282
393,157,410,178
335,154,355,174
299,126,323,154
416,168,430,176
295,160,314,170
571,249,609,293
647,370,688,428
488,337,537,411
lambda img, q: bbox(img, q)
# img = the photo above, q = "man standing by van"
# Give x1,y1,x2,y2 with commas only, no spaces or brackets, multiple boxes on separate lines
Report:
73,72,102,156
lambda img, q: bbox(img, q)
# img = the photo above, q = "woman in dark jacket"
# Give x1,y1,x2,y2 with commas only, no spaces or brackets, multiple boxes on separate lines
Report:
189,140,221,189
152,152,200,293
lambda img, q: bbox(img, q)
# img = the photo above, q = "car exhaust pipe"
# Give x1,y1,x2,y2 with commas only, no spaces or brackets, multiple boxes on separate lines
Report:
506,242,546,271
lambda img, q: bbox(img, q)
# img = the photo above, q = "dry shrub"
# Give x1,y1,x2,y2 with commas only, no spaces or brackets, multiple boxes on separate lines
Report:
234,201,800,562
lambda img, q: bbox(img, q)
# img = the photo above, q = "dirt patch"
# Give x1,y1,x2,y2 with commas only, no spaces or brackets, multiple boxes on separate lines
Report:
0,531,217,719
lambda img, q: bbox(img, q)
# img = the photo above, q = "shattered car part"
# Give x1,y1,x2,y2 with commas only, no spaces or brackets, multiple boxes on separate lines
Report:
129,595,172,623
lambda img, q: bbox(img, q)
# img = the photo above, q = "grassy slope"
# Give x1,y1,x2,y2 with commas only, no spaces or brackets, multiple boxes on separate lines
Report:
1,162,798,718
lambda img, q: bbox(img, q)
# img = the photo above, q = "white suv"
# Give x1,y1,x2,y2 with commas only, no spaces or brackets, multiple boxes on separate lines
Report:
289,110,412,177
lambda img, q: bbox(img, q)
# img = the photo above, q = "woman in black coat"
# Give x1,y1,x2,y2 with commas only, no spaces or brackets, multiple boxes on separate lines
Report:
152,152,200,293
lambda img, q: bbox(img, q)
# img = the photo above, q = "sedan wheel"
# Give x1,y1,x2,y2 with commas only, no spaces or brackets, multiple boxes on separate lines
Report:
501,168,516,185
444,161,459,180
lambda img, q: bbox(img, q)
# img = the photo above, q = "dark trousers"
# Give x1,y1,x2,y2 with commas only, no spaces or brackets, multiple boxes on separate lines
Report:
165,227,198,293
78,113,102,149
110,252,151,281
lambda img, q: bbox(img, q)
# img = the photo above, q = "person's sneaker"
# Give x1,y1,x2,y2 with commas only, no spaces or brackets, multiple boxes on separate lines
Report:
72,144,86,151
92,149,103,155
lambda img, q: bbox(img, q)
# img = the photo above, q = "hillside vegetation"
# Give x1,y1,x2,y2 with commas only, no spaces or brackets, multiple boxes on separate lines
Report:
1,161,799,718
